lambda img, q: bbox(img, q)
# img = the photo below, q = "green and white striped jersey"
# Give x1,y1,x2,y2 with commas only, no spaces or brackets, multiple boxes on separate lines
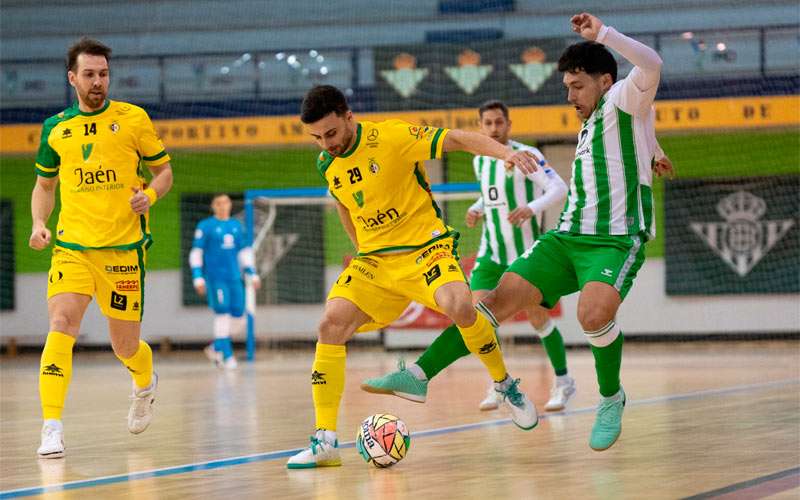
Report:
472,140,567,265
558,25,662,240
557,80,657,239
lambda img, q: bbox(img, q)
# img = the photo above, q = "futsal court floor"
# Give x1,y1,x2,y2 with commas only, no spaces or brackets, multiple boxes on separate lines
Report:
1,340,798,499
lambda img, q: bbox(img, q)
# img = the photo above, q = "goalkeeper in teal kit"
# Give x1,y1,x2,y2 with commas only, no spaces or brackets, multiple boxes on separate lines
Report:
190,193,260,369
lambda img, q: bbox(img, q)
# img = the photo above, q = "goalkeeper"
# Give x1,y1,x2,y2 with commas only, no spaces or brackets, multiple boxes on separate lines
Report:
189,193,260,369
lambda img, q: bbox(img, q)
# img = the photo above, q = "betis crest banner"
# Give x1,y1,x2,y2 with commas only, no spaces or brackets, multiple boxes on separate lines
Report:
374,37,568,111
665,176,799,295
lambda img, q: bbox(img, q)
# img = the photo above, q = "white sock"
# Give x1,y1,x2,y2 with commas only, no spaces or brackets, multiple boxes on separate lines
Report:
556,374,572,385
494,374,512,390
214,314,232,339
408,363,427,381
43,419,63,431
316,429,337,444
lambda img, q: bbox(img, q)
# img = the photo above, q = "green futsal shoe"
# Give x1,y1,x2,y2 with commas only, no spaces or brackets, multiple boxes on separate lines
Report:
361,360,428,403
590,386,626,451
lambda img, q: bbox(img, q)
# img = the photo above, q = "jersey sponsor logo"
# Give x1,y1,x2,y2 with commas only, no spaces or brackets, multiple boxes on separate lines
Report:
111,291,128,311
423,264,442,285
61,128,72,139
352,263,375,280
336,274,352,287
690,191,794,277
478,340,497,354
367,128,379,141
222,233,235,249
357,207,403,232
41,363,64,377
332,176,342,189
132,301,140,312
311,370,326,385
355,257,378,268
73,166,121,191
353,190,365,208
423,251,450,267
447,264,458,273
81,143,94,162
105,264,139,274
576,128,590,156
115,280,140,292
109,122,120,133
415,242,451,264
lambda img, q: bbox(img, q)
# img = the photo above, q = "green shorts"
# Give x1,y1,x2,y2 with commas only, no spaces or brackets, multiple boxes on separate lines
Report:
469,257,508,291
507,231,646,309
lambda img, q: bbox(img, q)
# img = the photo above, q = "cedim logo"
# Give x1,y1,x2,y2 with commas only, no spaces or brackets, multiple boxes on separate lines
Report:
690,191,794,277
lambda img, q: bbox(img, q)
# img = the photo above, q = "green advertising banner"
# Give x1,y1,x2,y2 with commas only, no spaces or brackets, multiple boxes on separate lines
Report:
374,37,569,111
665,176,799,295
0,199,15,310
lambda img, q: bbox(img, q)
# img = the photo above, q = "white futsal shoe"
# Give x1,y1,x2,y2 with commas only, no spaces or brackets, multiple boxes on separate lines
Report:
128,372,158,434
496,377,538,430
221,356,238,370
544,375,577,412
478,382,502,411
37,421,65,459
286,430,341,469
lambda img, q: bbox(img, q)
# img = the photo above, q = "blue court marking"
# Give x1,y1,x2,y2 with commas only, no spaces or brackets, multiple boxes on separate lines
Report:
682,466,800,499
2,377,797,499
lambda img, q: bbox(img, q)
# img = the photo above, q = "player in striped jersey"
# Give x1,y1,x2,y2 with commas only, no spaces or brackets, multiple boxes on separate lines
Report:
364,12,664,452
467,101,573,411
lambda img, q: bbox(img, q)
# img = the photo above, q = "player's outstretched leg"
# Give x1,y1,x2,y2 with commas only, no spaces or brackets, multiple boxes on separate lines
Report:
38,331,75,458
531,313,576,412
361,324,469,402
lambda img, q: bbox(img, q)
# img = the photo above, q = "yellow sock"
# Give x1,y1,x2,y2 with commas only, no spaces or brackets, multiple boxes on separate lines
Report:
40,331,76,420
312,343,346,431
458,312,507,381
117,340,153,390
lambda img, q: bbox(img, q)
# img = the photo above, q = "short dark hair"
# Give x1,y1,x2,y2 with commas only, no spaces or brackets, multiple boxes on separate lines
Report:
557,41,617,82
479,100,509,119
67,37,112,72
300,85,350,124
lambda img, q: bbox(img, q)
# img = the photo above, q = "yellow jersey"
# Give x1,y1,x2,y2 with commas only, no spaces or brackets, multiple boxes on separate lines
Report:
317,119,449,255
35,100,170,250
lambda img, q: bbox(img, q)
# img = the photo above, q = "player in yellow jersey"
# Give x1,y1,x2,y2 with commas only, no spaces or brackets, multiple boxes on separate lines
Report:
287,85,540,469
29,38,173,458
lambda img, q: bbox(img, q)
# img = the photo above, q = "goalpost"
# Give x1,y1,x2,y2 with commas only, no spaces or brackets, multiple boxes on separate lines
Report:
242,183,482,360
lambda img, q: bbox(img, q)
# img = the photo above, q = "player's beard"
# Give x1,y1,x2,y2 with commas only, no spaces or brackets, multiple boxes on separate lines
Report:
329,127,355,157
82,86,107,110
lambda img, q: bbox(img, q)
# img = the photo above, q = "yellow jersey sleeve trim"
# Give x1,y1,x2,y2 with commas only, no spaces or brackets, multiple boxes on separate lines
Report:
142,151,171,167
35,163,59,177
431,128,448,160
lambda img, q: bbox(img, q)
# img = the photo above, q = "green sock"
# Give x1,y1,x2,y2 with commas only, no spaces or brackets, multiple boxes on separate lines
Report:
541,326,568,376
416,324,471,380
590,333,624,397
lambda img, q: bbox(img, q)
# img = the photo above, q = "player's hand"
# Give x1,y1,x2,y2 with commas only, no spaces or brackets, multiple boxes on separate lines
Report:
29,224,51,250
508,207,534,227
465,209,483,228
193,278,207,297
504,149,541,174
130,187,151,215
250,275,262,290
571,13,604,41
652,156,675,179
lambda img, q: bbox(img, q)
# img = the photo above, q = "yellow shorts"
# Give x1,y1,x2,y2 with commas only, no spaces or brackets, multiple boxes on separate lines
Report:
47,246,146,322
328,237,466,332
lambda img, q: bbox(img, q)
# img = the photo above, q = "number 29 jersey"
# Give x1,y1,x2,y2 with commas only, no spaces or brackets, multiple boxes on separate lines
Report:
317,120,449,255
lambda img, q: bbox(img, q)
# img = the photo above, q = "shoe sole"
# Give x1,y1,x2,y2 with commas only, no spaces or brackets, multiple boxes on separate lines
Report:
590,430,621,451
360,384,426,403
287,460,342,469
513,419,538,431
37,450,65,459
479,403,499,411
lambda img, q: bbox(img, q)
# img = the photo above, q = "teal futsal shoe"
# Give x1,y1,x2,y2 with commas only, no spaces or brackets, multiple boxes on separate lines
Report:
360,360,428,403
590,386,626,451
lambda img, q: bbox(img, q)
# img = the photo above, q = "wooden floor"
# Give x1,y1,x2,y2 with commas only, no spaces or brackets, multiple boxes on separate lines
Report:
1,341,799,499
